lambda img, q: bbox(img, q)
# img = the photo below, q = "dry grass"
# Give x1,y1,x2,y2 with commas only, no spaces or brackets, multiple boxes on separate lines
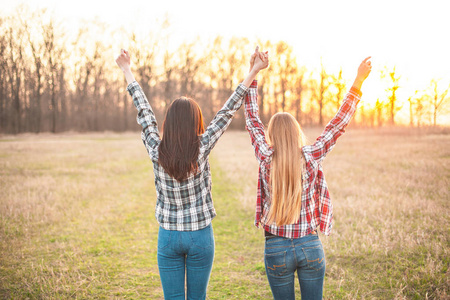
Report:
0,128,449,299
0,133,163,298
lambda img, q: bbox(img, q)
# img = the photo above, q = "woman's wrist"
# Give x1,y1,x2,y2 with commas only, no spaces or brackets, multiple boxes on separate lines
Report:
120,65,131,73
242,69,259,87
123,68,136,85
250,68,259,77
351,77,364,91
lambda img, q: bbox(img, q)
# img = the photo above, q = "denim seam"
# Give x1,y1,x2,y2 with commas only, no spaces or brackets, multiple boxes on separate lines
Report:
266,246,293,250
266,238,286,245
295,236,319,247
292,242,298,263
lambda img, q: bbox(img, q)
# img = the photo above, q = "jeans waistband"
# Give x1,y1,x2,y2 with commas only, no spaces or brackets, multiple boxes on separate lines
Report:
265,230,317,239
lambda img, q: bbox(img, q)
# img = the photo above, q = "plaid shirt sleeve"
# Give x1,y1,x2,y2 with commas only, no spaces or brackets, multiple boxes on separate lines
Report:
200,83,248,156
316,168,333,235
244,80,274,227
127,81,161,161
244,80,273,163
305,86,362,162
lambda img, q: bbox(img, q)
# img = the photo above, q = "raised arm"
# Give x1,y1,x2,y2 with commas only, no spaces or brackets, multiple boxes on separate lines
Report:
244,48,273,163
200,47,269,155
244,80,273,163
116,49,161,161
306,57,372,162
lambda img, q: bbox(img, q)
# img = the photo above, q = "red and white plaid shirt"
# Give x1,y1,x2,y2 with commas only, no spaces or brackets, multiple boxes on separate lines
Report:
244,80,362,238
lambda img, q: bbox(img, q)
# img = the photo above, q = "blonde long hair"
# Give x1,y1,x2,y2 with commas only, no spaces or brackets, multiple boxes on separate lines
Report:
266,112,306,226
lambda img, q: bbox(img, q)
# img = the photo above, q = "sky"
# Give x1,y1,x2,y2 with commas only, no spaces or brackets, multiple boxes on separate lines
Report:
2,0,450,123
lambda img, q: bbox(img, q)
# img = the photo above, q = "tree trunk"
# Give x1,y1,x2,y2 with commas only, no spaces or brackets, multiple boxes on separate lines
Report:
13,66,21,133
433,108,437,127
123,93,128,131
51,74,57,133
408,98,413,126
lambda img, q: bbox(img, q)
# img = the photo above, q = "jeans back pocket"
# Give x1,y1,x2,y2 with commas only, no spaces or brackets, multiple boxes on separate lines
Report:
265,250,288,277
158,227,172,251
302,245,325,271
189,224,214,250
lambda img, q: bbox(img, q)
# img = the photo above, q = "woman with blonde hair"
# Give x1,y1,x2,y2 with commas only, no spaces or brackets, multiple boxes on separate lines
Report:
116,48,268,299
245,49,372,299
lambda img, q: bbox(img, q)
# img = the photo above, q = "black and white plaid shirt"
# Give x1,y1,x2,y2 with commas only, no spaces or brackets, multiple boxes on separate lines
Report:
128,81,248,231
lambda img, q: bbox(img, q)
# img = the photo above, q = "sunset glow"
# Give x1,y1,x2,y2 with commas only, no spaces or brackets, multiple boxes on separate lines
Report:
1,0,449,125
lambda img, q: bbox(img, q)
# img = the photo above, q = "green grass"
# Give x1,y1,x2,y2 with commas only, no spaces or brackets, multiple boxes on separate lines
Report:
0,130,449,299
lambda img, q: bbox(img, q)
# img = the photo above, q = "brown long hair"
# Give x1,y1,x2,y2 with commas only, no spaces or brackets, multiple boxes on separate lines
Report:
158,97,205,181
266,112,306,226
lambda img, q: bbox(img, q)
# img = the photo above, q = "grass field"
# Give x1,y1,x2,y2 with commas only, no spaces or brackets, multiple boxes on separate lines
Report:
0,129,449,299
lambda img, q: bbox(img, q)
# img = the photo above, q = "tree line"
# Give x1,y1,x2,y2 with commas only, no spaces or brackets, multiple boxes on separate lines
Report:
0,6,448,134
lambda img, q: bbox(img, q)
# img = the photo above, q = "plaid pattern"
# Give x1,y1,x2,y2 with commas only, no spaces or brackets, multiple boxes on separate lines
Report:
128,81,248,231
244,80,362,238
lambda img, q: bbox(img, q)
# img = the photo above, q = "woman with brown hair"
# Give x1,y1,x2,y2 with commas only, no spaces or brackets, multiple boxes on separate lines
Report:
116,48,268,299
245,50,372,299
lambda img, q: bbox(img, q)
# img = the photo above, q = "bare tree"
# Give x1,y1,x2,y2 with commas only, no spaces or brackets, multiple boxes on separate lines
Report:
407,96,414,126
178,41,202,98
414,94,427,127
292,68,306,125
375,99,384,127
205,36,248,126
162,49,177,114
129,31,157,106
273,41,296,112
407,90,419,127
6,25,25,133
58,65,68,131
316,60,331,126
42,18,66,133
159,16,178,115
6,4,450,134
0,18,7,132
429,79,449,126
331,68,346,111
383,67,401,125
70,27,88,130
91,41,105,131
20,8,46,133
201,37,223,121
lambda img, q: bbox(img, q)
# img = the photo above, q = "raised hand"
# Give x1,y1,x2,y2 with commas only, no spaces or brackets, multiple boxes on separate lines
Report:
251,50,269,73
357,56,372,82
249,46,258,72
242,46,269,87
116,49,131,72
249,46,269,72
116,49,135,84
352,56,372,90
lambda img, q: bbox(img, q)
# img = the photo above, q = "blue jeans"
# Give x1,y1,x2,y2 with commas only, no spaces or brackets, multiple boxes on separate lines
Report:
264,233,326,300
157,224,215,300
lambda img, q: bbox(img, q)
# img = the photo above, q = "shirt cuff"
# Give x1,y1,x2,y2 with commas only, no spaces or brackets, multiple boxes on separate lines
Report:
349,86,362,98
126,81,140,96
235,83,249,97
250,80,258,88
